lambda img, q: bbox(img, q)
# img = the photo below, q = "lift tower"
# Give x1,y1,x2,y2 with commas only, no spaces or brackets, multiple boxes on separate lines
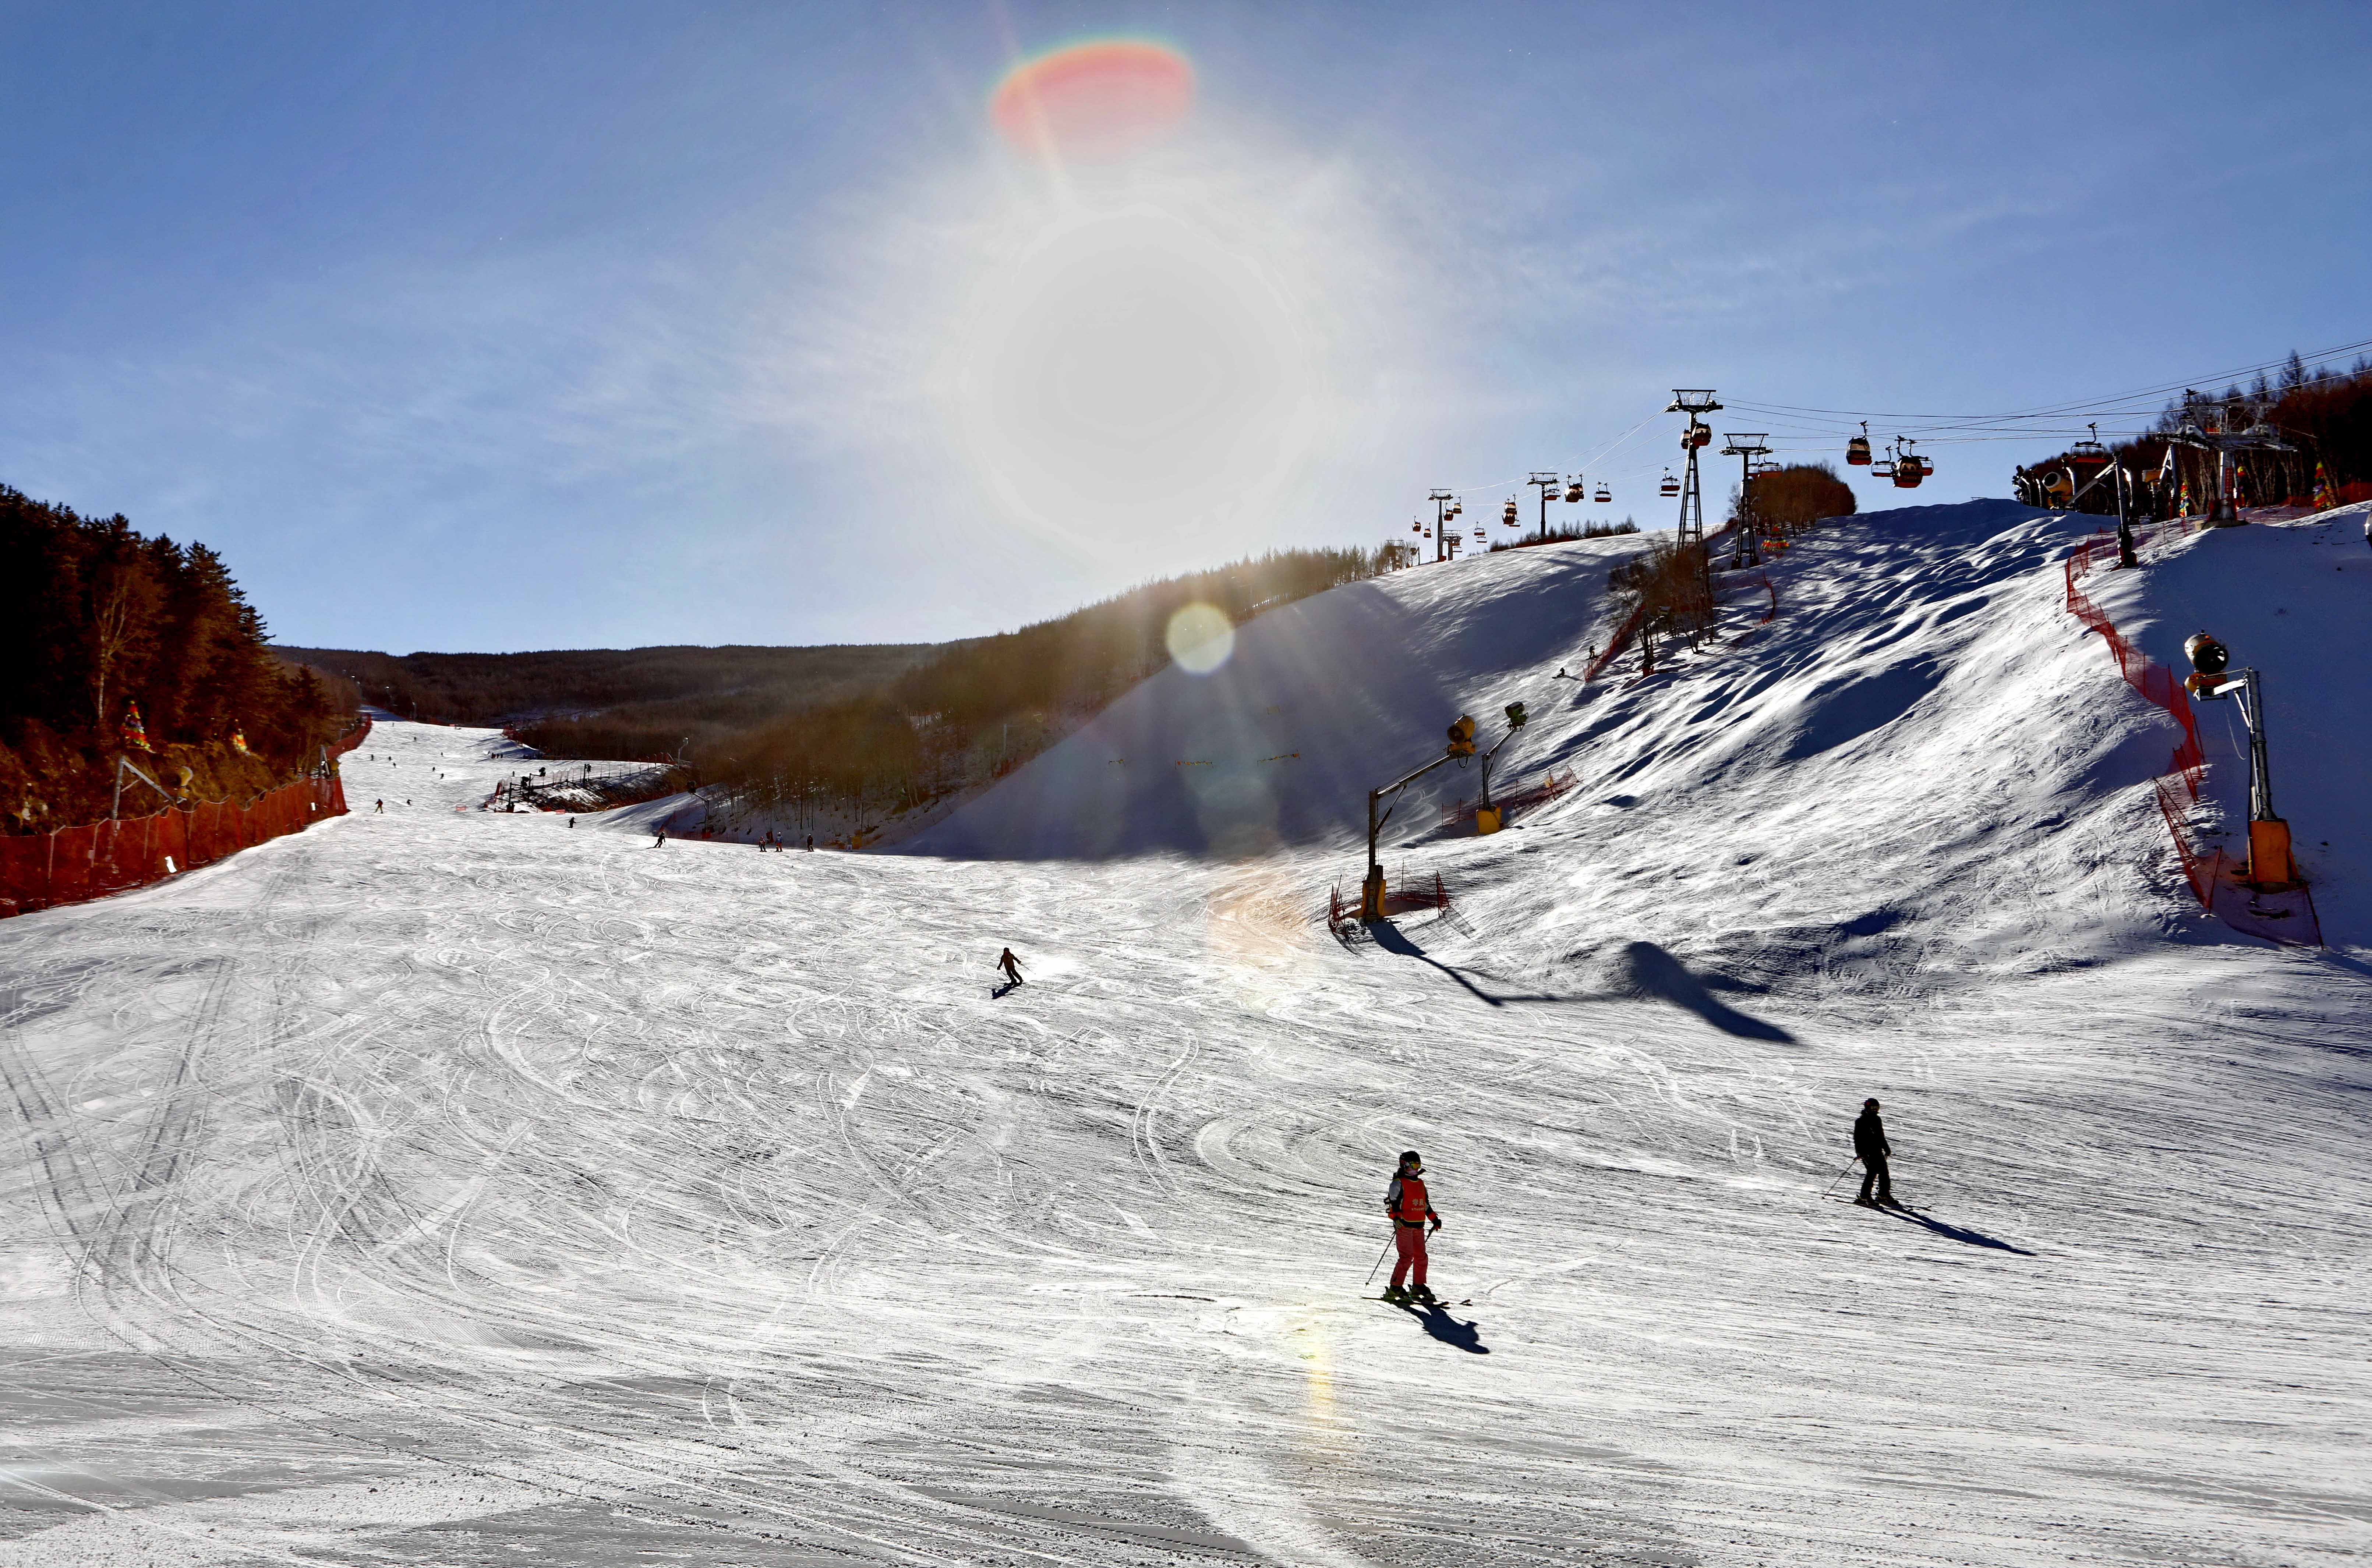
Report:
1721,433,1769,567
1668,390,1721,553
1528,472,1562,544
1428,489,1456,562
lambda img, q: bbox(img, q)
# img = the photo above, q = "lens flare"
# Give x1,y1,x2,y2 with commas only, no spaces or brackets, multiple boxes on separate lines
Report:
1166,603,1235,675
991,40,1195,162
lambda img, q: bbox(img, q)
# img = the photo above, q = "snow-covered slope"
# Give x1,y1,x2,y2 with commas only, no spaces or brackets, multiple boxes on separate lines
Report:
0,504,2366,1568
915,499,2366,971
904,536,1648,859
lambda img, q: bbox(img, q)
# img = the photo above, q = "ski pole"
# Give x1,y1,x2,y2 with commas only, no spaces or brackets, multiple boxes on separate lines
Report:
1819,1158,1859,1200
1362,1232,1394,1287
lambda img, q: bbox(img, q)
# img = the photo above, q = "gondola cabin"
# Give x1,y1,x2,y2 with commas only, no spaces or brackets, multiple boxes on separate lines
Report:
1846,422,1872,466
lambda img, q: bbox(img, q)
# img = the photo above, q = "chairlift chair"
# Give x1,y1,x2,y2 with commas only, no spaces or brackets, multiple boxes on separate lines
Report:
1502,498,1519,524
1871,457,1897,479
1564,482,1584,503
1846,421,1872,466
1659,469,1680,498
1593,483,1612,504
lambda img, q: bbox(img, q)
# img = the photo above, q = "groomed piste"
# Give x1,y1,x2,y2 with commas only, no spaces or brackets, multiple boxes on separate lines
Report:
1,500,2365,1566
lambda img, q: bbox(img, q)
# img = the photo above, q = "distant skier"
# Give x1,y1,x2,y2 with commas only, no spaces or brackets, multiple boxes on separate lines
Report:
1853,1098,1897,1208
997,947,1024,987
568,817,576,829
805,835,813,852
652,825,667,848
374,799,384,813
1383,1150,1443,1304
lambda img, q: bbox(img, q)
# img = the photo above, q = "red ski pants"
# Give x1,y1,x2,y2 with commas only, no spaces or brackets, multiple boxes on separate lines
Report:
1389,1224,1428,1290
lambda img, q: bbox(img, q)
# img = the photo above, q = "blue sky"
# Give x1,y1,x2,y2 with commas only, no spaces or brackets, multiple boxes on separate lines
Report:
5,2,2368,653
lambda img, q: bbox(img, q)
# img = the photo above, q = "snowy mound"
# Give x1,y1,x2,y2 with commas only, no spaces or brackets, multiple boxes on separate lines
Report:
901,537,1646,859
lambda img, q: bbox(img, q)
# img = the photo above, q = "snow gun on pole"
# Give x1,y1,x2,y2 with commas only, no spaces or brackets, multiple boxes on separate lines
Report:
1360,705,1526,920
1474,702,1529,836
2182,631,2299,891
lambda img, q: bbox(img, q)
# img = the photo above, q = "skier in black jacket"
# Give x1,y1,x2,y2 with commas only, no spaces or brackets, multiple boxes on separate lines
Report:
1854,1098,1896,1208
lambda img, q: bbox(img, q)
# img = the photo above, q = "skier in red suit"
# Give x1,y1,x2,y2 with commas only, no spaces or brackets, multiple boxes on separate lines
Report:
1383,1150,1442,1304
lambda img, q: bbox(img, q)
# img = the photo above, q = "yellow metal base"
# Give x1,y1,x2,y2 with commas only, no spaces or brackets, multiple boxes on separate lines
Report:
1475,806,1502,836
2246,817,2297,889
1360,867,1387,921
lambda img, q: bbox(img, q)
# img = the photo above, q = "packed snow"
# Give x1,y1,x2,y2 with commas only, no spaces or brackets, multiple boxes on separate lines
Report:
1,501,2366,1567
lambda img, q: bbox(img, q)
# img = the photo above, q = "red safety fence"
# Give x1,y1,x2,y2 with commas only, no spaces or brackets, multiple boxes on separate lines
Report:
1582,602,1647,682
1441,767,1579,828
2062,523,2319,945
0,717,368,919
2062,521,2205,794
1328,870,1452,929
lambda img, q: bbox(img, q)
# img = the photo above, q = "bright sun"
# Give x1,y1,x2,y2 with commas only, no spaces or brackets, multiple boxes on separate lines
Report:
948,205,1321,553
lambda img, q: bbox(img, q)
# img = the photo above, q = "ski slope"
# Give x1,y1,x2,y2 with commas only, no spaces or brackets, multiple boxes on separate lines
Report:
2,503,2368,1567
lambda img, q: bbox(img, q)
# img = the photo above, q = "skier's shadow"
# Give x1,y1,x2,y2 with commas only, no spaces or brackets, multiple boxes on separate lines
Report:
1396,1302,1490,1353
991,981,1021,999
1886,1207,2033,1256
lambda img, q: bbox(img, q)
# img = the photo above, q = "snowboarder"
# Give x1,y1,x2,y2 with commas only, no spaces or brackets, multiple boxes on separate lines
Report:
652,826,667,848
997,948,1024,987
1854,1098,1896,1208
1383,1150,1443,1304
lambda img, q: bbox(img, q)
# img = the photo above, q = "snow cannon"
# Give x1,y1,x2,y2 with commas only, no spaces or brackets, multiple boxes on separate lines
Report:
1446,715,1478,758
2182,630,2297,890
1505,701,1528,730
2181,632,2228,694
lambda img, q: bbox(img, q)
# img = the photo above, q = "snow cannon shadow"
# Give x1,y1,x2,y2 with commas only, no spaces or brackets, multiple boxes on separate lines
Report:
1397,1302,1489,1353
1367,920,1561,1007
1608,941,1797,1043
1886,1207,2033,1256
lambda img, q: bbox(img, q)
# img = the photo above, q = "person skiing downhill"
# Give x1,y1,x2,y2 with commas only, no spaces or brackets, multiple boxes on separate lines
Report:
1382,1151,1443,1304
997,947,1024,987
1854,1098,1897,1208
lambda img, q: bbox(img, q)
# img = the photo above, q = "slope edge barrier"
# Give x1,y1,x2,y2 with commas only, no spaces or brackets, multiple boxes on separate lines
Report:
2063,523,2319,945
0,717,369,919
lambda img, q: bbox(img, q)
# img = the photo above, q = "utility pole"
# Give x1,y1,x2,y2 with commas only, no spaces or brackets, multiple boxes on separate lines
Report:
1529,472,1562,545
1720,433,1769,567
1429,489,1455,563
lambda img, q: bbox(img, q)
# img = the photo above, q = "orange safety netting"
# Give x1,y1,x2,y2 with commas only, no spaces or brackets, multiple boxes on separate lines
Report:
0,718,368,919
2062,523,2320,945
2062,523,2205,793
